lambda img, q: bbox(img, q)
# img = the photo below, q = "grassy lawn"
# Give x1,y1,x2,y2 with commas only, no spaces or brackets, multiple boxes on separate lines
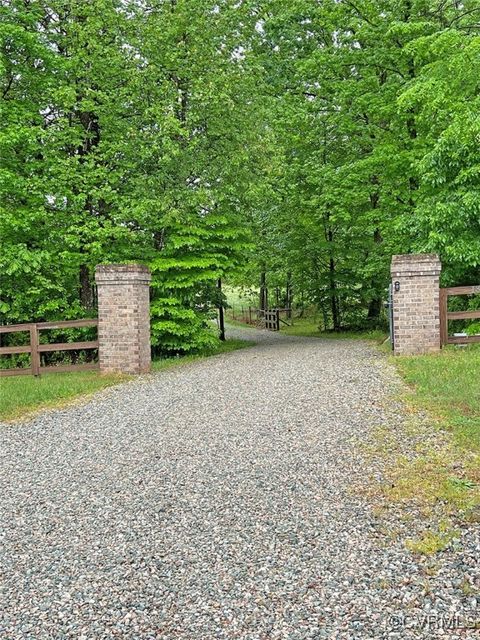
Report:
395,345,480,452
279,317,387,343
378,345,480,553
0,371,129,422
0,338,252,422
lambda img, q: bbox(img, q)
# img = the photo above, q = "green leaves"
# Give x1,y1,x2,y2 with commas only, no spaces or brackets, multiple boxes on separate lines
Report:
2,0,477,342
397,30,480,274
1,0,263,352
242,0,479,329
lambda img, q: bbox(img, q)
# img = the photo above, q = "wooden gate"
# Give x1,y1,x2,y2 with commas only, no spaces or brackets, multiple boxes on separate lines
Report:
264,309,280,331
0,319,98,377
440,285,480,346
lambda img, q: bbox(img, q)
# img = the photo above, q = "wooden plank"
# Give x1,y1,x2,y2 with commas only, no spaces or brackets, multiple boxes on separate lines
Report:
447,310,480,320
39,362,99,374
0,323,33,334
1,319,98,334
0,367,34,377
0,345,32,355
37,341,98,353
447,335,480,345
30,325,40,376
444,285,480,296
37,319,98,330
263,309,280,331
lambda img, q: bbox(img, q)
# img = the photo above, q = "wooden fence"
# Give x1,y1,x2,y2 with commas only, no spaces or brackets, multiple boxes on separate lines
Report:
228,306,291,330
0,319,98,377
440,285,480,346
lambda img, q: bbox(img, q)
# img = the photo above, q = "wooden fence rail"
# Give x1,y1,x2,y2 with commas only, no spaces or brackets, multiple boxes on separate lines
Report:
0,319,98,377
440,285,480,347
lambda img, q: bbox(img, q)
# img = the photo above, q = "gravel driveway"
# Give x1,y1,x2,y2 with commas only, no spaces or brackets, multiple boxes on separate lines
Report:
0,327,478,639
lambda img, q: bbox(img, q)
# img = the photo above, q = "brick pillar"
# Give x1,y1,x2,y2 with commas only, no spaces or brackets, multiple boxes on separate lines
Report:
391,254,441,356
95,264,151,374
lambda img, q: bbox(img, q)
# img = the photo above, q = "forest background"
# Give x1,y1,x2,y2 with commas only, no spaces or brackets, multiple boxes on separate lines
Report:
1,0,479,353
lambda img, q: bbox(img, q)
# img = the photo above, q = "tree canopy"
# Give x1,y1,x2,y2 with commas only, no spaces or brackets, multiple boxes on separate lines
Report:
1,0,479,348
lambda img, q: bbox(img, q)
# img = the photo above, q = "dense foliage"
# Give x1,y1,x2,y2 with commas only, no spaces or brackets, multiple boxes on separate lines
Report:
1,0,479,347
249,0,480,329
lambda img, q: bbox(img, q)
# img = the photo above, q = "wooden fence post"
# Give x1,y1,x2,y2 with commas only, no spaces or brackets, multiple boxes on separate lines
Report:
30,324,40,376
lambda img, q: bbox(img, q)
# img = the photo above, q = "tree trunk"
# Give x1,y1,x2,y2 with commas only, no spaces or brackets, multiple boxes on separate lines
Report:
259,268,268,311
404,2,419,208
286,272,292,318
367,298,382,321
327,229,340,331
329,265,340,331
76,108,100,311
79,264,94,310
217,278,225,341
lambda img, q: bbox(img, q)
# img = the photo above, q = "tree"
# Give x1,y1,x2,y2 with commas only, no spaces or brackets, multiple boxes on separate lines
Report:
243,0,479,329
399,28,480,283
2,0,477,344
1,0,266,353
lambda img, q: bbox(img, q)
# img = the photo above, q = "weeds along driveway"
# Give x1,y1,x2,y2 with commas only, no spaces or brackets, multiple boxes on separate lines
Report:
0,328,477,639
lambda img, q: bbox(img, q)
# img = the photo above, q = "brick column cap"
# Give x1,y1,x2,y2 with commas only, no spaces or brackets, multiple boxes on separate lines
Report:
95,263,151,284
391,253,441,278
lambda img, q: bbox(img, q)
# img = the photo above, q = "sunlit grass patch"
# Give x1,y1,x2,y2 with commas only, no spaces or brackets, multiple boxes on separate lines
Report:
0,371,129,422
368,344,479,554
406,525,459,556
385,446,479,516
394,344,480,452
279,317,388,342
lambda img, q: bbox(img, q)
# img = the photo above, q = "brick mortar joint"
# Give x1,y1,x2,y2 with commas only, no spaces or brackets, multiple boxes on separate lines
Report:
95,279,151,286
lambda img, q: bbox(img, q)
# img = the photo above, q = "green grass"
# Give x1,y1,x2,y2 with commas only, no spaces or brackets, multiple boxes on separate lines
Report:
279,317,388,343
0,338,252,422
394,345,480,452
224,312,388,342
0,371,129,422
405,526,459,556
374,344,480,552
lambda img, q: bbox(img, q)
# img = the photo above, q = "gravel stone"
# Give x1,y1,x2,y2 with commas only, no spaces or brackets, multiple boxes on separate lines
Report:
0,327,478,639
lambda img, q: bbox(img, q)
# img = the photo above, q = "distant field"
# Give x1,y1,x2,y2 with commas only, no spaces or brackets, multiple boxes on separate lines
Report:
224,285,257,304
